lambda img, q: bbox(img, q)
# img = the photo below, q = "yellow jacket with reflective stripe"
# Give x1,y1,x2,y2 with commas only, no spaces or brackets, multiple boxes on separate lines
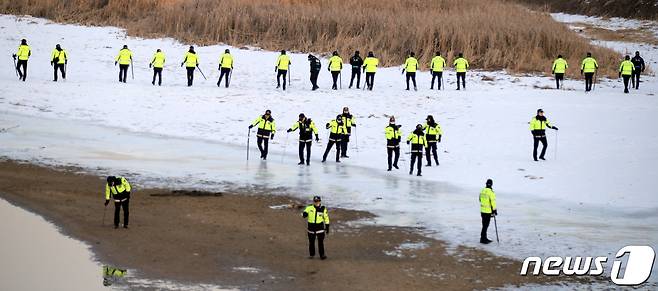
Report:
115,49,132,65
423,122,443,136
151,51,165,68
16,45,31,60
581,57,598,73
252,116,276,132
219,53,233,68
276,55,290,70
341,114,355,128
406,133,428,146
363,57,379,73
619,60,634,76
290,119,318,134
480,187,496,213
183,52,199,67
327,120,347,134
454,57,469,72
552,58,568,74
51,49,67,64
385,125,402,140
329,56,343,71
529,117,551,131
303,205,330,224
105,177,132,200
404,57,418,72
430,56,446,72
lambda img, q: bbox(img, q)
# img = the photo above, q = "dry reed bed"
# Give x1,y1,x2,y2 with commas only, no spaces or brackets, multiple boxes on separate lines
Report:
1,0,622,77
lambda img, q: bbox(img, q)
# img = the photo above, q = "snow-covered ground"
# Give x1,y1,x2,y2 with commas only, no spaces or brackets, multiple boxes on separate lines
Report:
1,14,657,286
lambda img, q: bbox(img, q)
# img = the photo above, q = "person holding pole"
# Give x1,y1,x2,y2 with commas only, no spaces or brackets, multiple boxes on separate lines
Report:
13,39,31,82
287,113,319,165
402,52,418,91
149,49,165,86
181,46,200,87
429,51,446,90
552,54,568,89
50,44,68,82
581,52,598,92
217,48,233,88
479,179,497,244
249,110,276,160
328,51,343,90
362,51,379,90
115,45,132,83
385,116,402,171
619,55,635,94
276,50,291,90
530,109,558,161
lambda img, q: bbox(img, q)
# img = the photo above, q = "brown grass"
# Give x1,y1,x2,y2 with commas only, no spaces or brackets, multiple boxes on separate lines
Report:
515,0,658,20
1,0,622,77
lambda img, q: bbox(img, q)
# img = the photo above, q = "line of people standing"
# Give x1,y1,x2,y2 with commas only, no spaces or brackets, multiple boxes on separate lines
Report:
551,51,645,93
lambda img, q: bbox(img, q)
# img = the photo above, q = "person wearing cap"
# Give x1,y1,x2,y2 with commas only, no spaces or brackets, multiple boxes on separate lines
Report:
322,115,347,163
115,45,132,83
406,124,428,176
104,176,132,229
529,109,558,161
349,50,363,89
619,55,635,94
249,110,276,160
423,115,442,167
581,52,598,92
275,50,291,90
453,52,469,90
430,51,446,90
181,46,200,87
287,113,319,165
50,44,68,82
217,48,234,88
631,51,645,90
362,51,379,90
402,52,418,91
308,54,322,90
328,51,343,90
385,116,402,171
552,54,568,89
340,107,356,158
302,196,330,260
479,179,497,244
149,49,165,86
13,39,31,82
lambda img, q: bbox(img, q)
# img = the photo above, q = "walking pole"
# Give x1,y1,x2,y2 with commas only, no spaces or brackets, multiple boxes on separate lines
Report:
339,71,342,89
228,69,232,87
130,59,134,80
491,202,499,244
554,130,558,160
353,127,359,152
102,205,107,226
12,57,19,77
246,129,251,161
281,132,289,163
197,66,207,80
441,75,445,91
593,71,597,91
288,67,291,88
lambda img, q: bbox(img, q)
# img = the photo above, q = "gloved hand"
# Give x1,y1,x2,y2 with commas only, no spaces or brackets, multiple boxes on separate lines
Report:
406,140,410,144
315,135,319,142
492,209,498,216
287,129,292,133
325,224,330,235
352,124,356,127
401,69,405,75
65,60,67,64
12,54,16,60
553,126,559,131
149,63,152,68
580,70,583,75
618,73,621,78
104,200,110,206
438,135,442,143
270,134,274,140
274,67,277,73
248,125,254,129
551,70,554,74
114,61,117,66
302,212,308,218
180,63,184,67
50,61,54,66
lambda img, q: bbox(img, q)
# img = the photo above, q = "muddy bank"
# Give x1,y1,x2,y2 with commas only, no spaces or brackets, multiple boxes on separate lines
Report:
0,159,567,290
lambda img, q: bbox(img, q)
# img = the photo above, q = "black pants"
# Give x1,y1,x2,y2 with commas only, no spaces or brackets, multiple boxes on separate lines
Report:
152,68,162,85
533,136,548,160
365,72,375,90
257,136,269,159
631,72,640,89
406,72,417,90
387,147,400,170
622,75,631,92
340,134,350,157
119,64,129,83
555,73,564,89
323,140,341,162
456,72,466,89
349,68,361,88
218,67,231,87
310,71,319,90
331,71,340,89
53,63,65,81
431,71,442,89
277,69,287,90
114,199,129,227
186,67,195,86
409,152,422,175
584,72,594,91
308,231,325,257
299,141,312,164
16,60,27,81
425,142,439,166
481,213,491,240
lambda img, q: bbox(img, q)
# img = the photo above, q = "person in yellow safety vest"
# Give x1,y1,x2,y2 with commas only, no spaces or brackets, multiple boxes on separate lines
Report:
385,116,402,171
104,176,132,229
303,195,330,260
453,52,469,90
328,51,343,90
181,46,199,87
552,54,568,89
430,51,446,90
115,45,132,83
50,44,68,82
581,52,598,92
322,115,347,163
249,109,276,160
340,107,356,158
217,48,234,88
530,108,558,161
619,55,635,94
362,51,379,90
406,124,428,176
13,39,31,82
479,179,497,244
423,115,443,167
275,50,291,90
402,52,419,91
149,49,165,86
287,113,319,165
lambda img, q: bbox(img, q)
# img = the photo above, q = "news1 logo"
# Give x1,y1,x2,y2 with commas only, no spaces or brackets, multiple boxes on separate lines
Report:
520,246,655,286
